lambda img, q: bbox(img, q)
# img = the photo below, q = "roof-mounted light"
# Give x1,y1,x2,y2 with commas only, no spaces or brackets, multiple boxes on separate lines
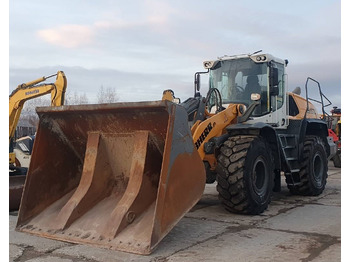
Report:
251,54,267,63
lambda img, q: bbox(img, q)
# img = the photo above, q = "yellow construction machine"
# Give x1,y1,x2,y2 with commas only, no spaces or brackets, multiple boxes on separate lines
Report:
16,54,335,254
9,71,67,210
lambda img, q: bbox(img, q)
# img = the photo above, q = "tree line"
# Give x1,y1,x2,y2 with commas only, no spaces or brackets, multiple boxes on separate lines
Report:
18,85,119,128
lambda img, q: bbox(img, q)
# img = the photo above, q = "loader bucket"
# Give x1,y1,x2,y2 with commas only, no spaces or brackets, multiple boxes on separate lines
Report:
16,101,206,255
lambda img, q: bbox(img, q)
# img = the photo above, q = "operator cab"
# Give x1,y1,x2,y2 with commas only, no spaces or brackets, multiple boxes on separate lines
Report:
203,53,288,127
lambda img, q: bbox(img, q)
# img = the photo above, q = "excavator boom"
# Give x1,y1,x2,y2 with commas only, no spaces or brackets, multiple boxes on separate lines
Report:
9,71,67,143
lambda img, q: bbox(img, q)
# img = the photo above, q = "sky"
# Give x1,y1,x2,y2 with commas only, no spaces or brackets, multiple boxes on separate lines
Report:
8,0,341,111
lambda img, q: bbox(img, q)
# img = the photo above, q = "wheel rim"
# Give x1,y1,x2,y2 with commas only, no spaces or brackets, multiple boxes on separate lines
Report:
313,152,324,186
252,156,268,196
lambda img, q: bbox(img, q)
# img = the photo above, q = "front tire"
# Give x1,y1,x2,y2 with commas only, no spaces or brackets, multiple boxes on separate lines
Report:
216,135,274,215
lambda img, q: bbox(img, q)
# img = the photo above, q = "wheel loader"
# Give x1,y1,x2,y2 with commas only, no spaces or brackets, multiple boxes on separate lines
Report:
16,53,336,255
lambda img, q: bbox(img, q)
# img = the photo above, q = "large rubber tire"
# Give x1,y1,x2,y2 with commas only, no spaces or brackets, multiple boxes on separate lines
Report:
216,135,274,215
332,151,341,168
288,136,328,196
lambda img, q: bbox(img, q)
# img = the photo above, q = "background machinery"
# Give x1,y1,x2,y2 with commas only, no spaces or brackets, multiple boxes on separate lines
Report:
16,54,335,254
327,106,341,167
9,71,67,210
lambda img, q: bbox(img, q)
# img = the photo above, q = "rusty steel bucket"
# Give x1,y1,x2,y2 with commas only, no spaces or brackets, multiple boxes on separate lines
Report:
16,100,206,255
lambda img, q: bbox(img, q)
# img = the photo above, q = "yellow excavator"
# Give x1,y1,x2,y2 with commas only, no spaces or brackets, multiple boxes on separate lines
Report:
16,54,335,255
9,71,67,210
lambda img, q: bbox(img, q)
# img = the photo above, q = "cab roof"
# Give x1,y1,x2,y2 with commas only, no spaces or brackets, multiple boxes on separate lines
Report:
203,53,287,69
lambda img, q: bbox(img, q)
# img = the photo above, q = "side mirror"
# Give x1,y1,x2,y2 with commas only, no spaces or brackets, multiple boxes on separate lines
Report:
195,73,201,91
270,67,279,96
194,69,209,95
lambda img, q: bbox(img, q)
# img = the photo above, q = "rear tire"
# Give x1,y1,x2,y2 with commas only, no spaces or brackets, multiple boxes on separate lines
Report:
216,135,274,215
332,151,341,168
288,136,327,195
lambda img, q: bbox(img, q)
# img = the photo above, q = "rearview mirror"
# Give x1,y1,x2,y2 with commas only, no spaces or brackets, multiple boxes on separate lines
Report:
195,73,201,91
194,69,209,94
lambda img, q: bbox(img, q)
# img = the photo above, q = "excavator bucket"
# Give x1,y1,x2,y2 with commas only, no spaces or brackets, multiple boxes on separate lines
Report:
16,101,206,255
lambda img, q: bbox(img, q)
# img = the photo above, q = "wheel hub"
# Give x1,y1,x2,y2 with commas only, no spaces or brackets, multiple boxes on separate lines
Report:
252,156,268,196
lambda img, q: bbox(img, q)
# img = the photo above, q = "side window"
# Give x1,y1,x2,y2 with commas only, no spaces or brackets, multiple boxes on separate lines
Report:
288,95,299,116
271,63,285,111
276,65,284,109
234,71,244,89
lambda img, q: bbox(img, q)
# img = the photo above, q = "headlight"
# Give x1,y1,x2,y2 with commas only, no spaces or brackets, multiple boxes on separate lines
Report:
254,55,267,62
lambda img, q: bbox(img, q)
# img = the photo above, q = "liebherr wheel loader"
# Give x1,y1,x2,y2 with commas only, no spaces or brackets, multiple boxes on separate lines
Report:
16,53,336,255
179,53,336,213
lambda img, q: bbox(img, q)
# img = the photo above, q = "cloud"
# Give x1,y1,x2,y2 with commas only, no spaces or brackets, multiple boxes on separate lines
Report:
34,1,180,51
36,15,169,50
37,24,95,48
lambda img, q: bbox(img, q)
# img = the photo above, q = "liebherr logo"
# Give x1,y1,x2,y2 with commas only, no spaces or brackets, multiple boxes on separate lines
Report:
195,122,213,149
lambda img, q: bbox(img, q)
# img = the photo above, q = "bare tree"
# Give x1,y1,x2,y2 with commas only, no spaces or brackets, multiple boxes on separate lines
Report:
19,96,51,128
97,85,119,104
15,91,90,138
65,91,90,105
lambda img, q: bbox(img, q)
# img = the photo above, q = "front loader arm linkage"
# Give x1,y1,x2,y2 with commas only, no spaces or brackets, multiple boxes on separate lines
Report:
191,104,244,161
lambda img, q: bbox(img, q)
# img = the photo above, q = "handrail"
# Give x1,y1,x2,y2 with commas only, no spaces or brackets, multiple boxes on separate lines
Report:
304,77,332,120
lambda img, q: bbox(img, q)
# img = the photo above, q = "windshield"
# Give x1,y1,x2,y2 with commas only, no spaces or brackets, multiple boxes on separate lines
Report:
209,58,269,116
